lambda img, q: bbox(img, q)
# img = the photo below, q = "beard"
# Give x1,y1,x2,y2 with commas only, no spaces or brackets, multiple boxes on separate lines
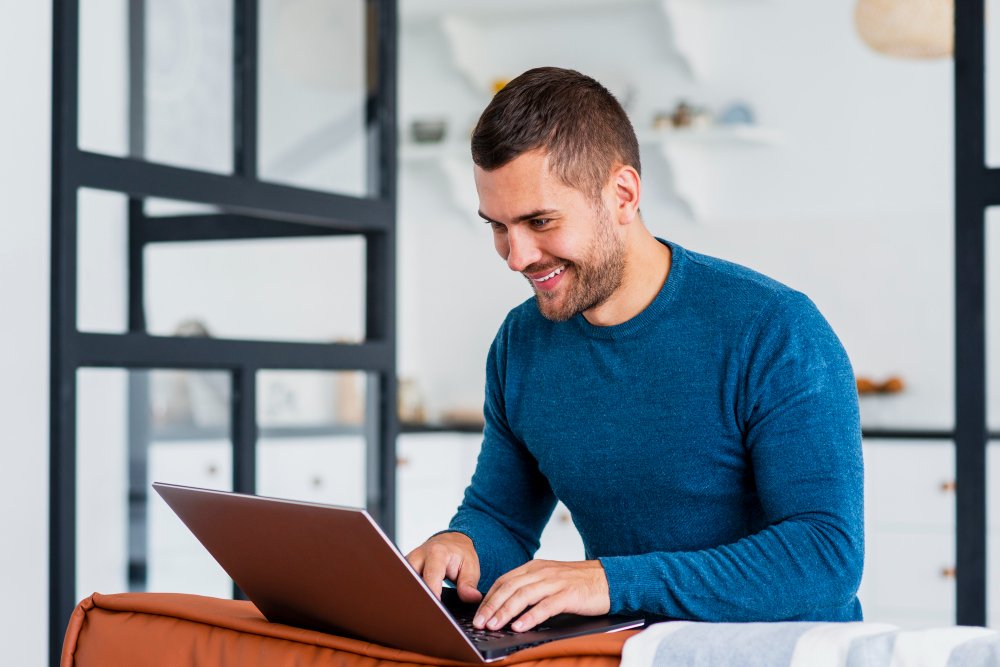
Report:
529,207,627,322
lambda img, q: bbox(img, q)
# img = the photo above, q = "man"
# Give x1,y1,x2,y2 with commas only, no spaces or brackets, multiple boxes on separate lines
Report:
405,67,863,634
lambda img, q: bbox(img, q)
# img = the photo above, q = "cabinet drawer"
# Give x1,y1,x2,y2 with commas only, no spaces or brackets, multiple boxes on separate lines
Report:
863,441,954,530
862,528,954,625
395,434,481,554
147,440,232,597
257,436,366,507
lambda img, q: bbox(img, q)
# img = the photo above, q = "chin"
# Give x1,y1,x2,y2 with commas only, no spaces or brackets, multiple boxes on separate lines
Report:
535,295,576,322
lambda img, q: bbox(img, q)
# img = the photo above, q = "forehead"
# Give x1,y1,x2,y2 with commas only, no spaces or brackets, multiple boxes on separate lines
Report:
473,149,585,220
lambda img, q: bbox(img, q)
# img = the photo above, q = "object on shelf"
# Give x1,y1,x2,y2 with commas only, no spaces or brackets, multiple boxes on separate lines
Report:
662,101,712,130
856,375,906,395
410,118,447,143
152,319,229,427
397,377,427,424
334,371,365,426
716,102,755,126
652,111,674,131
854,0,952,59
439,406,485,429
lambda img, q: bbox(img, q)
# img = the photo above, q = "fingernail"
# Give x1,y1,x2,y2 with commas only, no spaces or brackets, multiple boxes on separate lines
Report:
512,621,524,632
488,618,499,630
473,615,484,627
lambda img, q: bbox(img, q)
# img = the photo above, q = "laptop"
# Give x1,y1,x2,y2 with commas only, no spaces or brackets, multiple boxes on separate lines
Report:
152,482,646,662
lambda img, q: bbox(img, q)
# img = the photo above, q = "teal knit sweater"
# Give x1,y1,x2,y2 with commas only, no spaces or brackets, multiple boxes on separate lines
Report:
448,239,864,622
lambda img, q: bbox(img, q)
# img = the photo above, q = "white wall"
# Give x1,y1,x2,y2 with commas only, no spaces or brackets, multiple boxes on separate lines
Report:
0,1,51,662
397,0,956,431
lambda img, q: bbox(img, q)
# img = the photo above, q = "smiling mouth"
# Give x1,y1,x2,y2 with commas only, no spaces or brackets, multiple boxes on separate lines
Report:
531,265,566,283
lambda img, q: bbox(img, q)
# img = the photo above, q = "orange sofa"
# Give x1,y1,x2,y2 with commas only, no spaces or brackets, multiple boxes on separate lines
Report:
61,592,638,667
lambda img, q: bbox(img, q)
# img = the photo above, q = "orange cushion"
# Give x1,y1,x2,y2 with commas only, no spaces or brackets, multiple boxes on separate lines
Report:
61,592,637,667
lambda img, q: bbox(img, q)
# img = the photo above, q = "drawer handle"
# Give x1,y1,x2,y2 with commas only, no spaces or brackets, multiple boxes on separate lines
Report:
207,464,219,477
396,456,410,467
558,512,571,524
940,480,957,493
311,476,323,489
941,566,956,580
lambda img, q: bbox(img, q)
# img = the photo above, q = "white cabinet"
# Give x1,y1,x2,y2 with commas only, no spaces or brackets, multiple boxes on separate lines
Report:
396,432,481,555
860,440,956,627
256,435,366,508
147,439,233,598
395,433,587,563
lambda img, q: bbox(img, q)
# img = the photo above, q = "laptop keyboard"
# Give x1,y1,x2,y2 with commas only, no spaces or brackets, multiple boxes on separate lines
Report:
457,618,519,642
456,618,552,644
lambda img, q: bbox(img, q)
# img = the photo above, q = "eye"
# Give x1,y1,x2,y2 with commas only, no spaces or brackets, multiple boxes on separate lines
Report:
488,220,506,232
529,218,550,229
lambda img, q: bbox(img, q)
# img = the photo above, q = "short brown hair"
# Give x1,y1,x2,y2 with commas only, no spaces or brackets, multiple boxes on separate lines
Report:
471,67,641,200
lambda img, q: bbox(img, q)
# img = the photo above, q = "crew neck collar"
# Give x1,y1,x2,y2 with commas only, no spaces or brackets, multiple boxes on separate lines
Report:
572,238,684,340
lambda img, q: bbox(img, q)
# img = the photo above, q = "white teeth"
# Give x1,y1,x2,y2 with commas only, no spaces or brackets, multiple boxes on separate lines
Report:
533,266,566,282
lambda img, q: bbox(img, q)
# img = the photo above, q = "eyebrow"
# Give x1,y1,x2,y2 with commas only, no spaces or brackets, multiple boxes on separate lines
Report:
477,208,559,224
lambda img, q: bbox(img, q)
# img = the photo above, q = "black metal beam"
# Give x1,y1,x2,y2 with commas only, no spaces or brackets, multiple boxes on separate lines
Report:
72,151,392,231
982,168,1000,206
140,214,353,243
954,0,988,627
232,367,257,496
73,333,392,372
231,365,257,601
365,0,399,536
50,0,80,662
234,0,258,180
127,0,145,160
861,429,954,440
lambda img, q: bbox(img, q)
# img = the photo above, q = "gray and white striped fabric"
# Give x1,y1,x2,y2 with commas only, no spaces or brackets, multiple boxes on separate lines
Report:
620,621,1000,667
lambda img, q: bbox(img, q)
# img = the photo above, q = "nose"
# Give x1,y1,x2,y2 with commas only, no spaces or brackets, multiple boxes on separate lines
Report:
504,226,542,273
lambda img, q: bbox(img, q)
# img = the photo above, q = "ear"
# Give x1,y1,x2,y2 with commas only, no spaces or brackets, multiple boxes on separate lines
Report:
612,165,641,225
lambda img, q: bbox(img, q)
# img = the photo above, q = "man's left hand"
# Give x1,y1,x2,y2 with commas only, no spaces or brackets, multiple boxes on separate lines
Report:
472,560,610,632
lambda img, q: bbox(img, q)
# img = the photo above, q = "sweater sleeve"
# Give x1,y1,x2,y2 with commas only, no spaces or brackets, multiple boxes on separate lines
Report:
446,322,558,593
598,292,864,621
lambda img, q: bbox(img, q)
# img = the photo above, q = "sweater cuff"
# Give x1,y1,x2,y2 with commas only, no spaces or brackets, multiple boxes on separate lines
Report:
599,554,667,615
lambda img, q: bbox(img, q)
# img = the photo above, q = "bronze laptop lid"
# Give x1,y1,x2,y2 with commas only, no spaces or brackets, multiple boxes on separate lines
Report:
152,482,482,662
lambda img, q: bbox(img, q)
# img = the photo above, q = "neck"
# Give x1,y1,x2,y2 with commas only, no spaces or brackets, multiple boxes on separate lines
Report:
582,231,671,327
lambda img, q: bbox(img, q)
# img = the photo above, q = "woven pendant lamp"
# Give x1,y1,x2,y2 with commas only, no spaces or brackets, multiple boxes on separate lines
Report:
854,0,954,58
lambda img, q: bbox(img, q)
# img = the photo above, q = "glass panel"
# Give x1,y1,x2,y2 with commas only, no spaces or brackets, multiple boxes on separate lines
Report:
860,440,955,627
78,0,233,173
77,189,128,334
989,210,1000,431
257,0,373,196
988,0,1000,167
256,370,370,508
76,368,233,603
989,441,1000,627
79,0,128,157
144,226,366,344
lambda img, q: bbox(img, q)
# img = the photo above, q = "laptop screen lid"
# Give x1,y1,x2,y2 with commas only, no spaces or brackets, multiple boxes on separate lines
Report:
152,482,484,661
152,482,646,662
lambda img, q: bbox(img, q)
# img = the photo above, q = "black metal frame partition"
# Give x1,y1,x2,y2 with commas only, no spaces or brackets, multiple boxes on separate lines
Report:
845,1,993,627
48,1,398,663
954,0,991,627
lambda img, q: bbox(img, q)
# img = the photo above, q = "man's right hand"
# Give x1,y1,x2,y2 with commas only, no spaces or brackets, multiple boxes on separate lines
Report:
405,532,483,603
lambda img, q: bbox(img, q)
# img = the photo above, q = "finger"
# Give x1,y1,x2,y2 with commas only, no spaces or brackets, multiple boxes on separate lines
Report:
422,555,448,600
456,559,482,603
486,583,550,631
458,581,483,603
511,595,566,633
475,567,538,628
405,550,425,574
